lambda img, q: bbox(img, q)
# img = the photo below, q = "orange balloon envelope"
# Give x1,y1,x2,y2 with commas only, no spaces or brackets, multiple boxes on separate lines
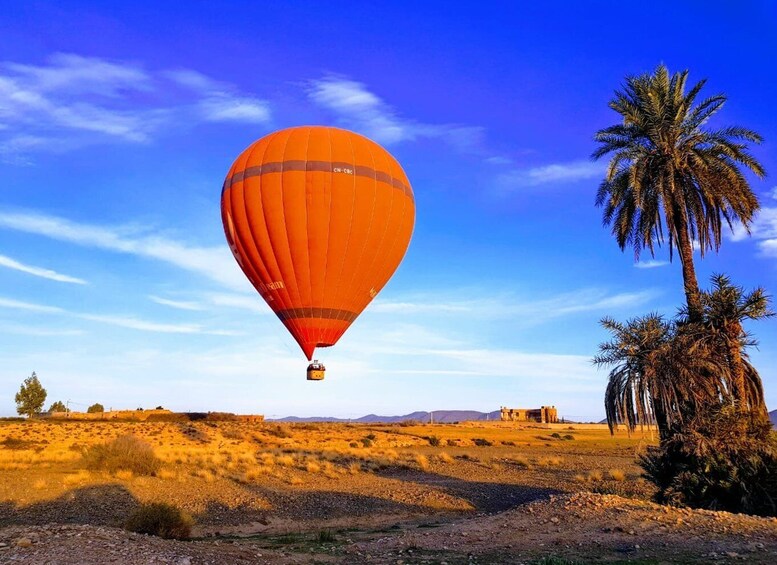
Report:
221,126,415,361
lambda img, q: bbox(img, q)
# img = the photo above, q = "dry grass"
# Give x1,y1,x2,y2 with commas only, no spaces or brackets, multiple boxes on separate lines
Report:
587,470,604,482
0,419,652,522
537,456,563,467
306,461,321,474
609,468,626,481
506,455,531,468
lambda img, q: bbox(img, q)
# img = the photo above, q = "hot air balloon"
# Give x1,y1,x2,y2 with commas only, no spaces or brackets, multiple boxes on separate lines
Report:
221,126,415,380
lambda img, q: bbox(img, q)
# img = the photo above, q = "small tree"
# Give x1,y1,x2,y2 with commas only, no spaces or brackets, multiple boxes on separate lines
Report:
48,400,67,413
87,403,105,413
15,372,47,418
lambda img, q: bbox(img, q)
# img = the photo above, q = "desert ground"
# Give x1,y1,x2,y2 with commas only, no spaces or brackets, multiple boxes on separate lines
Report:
1,418,776,564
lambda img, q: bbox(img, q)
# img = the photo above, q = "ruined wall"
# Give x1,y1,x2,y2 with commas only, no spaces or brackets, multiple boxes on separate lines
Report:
500,406,558,423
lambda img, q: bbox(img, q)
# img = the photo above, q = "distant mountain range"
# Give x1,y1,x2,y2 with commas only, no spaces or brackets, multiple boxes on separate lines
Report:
272,409,777,426
272,410,503,424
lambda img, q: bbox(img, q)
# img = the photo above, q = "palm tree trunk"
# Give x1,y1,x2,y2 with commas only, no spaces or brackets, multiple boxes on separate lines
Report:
674,223,703,323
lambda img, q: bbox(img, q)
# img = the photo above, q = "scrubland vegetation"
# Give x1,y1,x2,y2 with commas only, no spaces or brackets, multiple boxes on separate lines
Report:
0,419,652,526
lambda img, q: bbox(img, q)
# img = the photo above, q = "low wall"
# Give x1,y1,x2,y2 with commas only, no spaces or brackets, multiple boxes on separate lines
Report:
48,409,174,421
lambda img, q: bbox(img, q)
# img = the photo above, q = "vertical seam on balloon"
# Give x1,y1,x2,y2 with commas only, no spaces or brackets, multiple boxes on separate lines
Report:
257,131,304,347
329,130,358,330
301,126,317,348
375,167,411,305
233,140,276,308
340,134,376,326
315,127,334,347
240,133,292,317
277,129,306,351
356,145,396,315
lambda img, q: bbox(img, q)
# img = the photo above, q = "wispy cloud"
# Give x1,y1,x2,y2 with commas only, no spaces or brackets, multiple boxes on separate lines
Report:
497,160,605,191
728,206,777,258
372,288,659,321
0,253,87,284
0,323,84,336
634,260,669,269
0,296,65,314
0,53,271,161
165,69,270,123
308,75,484,150
0,209,249,291
148,295,205,311
207,292,269,313
0,294,235,335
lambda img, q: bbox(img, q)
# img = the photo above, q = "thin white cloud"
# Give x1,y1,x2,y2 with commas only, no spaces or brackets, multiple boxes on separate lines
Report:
207,293,269,313
308,75,484,150
0,53,271,160
77,313,204,334
198,96,270,122
5,53,151,96
149,295,205,311
0,254,87,284
0,297,65,314
370,301,472,314
0,294,234,335
497,160,605,191
0,209,249,291
372,288,659,321
0,323,84,336
166,69,270,123
729,207,777,258
634,260,669,269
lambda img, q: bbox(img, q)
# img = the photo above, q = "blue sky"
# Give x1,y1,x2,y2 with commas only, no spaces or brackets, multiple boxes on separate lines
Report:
1,1,776,420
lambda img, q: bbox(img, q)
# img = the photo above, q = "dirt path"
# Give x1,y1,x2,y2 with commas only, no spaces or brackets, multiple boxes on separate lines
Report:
3,492,776,564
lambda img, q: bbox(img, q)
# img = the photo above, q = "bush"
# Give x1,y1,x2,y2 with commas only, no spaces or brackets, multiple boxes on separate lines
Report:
427,435,441,447
360,438,373,448
125,502,193,539
472,438,493,447
83,434,161,476
640,407,777,516
87,403,105,413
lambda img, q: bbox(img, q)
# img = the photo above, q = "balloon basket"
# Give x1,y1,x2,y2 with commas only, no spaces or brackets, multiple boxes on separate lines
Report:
306,360,326,381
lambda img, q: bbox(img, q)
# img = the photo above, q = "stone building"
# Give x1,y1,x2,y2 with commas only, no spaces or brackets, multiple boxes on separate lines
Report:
500,406,558,423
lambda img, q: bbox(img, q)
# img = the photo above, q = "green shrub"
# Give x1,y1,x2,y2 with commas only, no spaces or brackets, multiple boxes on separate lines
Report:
87,403,104,413
427,435,441,447
125,502,193,539
472,438,492,447
317,529,336,543
640,407,777,516
83,434,161,476
360,438,373,448
550,432,562,439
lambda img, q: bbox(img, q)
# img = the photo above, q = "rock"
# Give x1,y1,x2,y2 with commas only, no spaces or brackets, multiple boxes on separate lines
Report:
550,517,560,524
16,538,33,548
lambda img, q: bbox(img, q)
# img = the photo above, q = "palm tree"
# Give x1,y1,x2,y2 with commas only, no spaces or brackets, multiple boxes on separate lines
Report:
596,314,670,435
596,313,733,438
697,274,773,413
593,65,765,322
